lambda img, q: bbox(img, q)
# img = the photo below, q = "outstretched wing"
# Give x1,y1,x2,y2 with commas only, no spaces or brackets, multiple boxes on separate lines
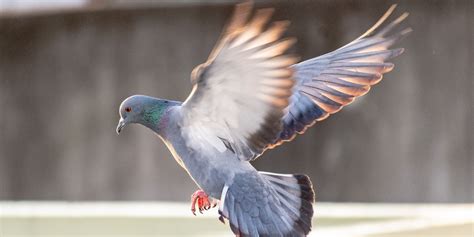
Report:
181,2,297,161
270,5,412,148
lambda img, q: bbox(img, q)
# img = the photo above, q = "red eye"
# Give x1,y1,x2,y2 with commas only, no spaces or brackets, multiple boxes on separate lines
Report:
125,107,132,113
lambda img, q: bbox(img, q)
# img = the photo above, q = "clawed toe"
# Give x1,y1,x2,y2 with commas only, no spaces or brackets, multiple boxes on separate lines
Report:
218,210,226,224
219,215,226,224
190,189,217,215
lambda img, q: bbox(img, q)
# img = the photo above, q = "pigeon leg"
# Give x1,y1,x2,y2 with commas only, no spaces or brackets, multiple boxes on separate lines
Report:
190,189,217,215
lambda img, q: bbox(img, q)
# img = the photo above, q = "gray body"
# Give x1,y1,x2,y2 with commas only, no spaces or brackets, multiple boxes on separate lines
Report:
158,106,254,199
120,100,314,237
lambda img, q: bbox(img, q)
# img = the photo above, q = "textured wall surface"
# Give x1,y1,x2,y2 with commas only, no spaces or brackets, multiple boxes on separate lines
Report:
0,0,472,202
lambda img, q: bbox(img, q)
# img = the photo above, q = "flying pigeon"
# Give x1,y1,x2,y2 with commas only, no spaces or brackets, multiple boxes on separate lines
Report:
116,2,410,236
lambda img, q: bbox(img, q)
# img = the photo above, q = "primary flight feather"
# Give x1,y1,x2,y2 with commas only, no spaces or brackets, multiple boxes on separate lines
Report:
116,2,410,236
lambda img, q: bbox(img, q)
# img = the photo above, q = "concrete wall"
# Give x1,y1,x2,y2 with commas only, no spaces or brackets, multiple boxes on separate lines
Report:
0,0,472,202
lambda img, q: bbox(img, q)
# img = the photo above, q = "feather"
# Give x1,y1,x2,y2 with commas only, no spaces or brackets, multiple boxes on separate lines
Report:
182,2,295,161
266,5,411,149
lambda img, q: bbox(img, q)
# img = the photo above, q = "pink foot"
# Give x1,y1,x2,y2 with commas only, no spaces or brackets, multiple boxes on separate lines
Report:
190,190,217,215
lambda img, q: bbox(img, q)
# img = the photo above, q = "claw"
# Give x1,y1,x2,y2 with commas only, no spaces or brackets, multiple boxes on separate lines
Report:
190,194,198,216
190,189,218,215
218,210,226,224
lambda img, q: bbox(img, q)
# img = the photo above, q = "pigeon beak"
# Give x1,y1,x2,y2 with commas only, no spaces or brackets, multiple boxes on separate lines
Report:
116,119,126,134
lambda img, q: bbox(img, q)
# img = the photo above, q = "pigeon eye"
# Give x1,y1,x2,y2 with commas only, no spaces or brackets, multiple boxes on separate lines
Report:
125,107,132,113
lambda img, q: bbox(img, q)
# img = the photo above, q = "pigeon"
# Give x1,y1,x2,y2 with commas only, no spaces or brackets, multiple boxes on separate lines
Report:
116,2,410,236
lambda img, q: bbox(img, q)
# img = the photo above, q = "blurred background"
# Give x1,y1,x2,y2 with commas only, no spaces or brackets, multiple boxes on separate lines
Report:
0,0,472,203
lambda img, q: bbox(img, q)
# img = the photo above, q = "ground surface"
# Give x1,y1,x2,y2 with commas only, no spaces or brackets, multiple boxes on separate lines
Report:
0,202,472,237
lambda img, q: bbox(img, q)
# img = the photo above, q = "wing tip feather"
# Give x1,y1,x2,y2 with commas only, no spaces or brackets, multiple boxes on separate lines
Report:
356,4,397,40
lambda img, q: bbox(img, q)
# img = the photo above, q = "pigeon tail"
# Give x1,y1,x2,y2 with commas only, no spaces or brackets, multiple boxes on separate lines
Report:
259,171,315,235
219,171,315,236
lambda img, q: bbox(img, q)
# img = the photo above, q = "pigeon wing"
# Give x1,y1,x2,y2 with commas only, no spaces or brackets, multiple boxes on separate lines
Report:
181,2,296,160
269,5,412,148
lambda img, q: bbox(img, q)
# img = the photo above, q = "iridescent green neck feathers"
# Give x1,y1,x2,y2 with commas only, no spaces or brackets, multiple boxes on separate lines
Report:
118,95,180,134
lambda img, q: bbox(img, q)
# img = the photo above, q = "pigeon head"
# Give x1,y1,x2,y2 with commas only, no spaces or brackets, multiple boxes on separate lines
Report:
116,95,172,134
